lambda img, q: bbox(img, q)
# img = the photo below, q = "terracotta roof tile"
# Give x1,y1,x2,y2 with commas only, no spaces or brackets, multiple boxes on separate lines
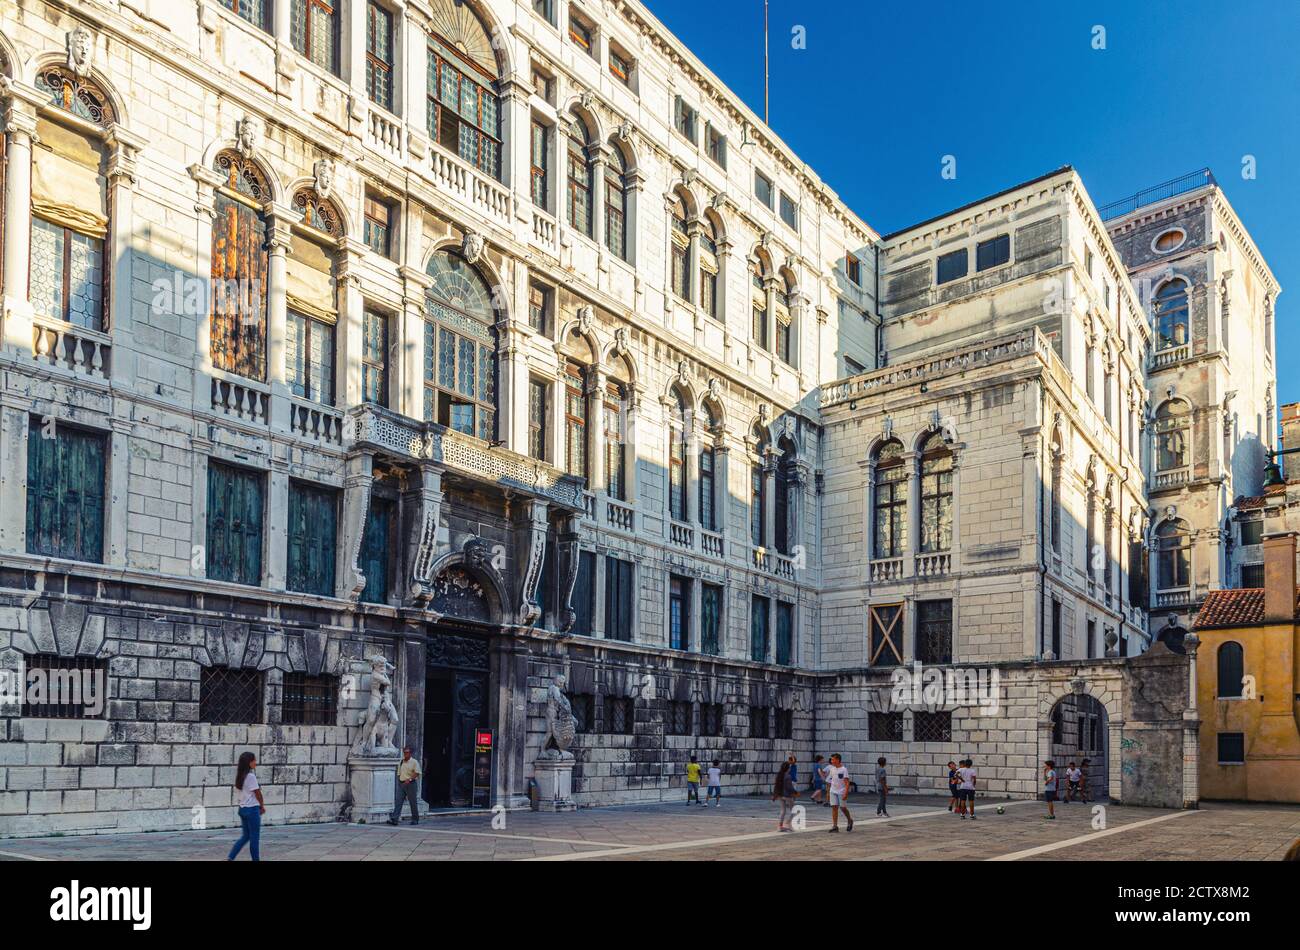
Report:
1195,587,1300,629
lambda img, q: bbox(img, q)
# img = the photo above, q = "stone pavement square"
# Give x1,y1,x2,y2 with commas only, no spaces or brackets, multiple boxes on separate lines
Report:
0,796,1296,862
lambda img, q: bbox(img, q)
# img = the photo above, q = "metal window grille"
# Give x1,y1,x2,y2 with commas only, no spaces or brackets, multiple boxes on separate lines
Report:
606,695,634,735
19,655,107,719
281,673,338,726
668,700,691,736
913,710,952,743
700,703,723,737
570,693,594,733
915,600,953,666
748,705,770,739
200,666,264,724
775,708,793,740
868,711,903,742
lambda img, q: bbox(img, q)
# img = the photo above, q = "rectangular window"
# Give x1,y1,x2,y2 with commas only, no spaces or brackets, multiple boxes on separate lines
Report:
218,0,270,31
286,481,337,596
361,309,389,406
915,599,952,665
700,268,718,318
30,217,105,331
528,378,548,461
673,96,698,142
365,2,394,110
532,0,554,23
775,708,793,741
200,666,264,724
700,583,722,655
604,383,626,501
1240,519,1264,546
936,248,968,285
605,695,634,735
975,234,1010,271
1086,619,1097,660
282,673,338,726
285,310,335,405
750,594,770,663
25,419,105,563
779,192,799,231
528,283,551,334
605,556,634,641
568,8,595,55
701,703,723,737
699,445,716,531
775,600,794,665
750,463,766,547
206,461,264,586
609,47,633,85
669,574,690,651
290,0,339,74
868,603,903,667
846,254,862,286
668,700,691,736
1217,732,1245,765
429,44,503,179
671,243,690,301
360,495,393,604
363,196,393,258
210,190,268,381
1240,563,1265,588
19,655,107,719
748,705,770,739
571,550,595,636
706,123,727,168
754,170,773,208
570,693,594,732
564,362,587,478
869,711,904,742
914,710,952,743
1051,598,1062,658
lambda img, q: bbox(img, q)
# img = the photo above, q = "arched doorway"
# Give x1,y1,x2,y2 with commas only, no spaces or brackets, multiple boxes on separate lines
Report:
1047,693,1110,802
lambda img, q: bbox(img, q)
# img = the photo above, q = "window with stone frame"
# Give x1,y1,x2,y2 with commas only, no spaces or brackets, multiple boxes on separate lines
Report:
748,705,770,739
360,494,394,605
604,556,634,642
569,692,594,733
668,390,688,521
529,119,549,207
605,695,634,735
363,194,394,258
218,0,270,31
775,277,794,365
699,216,720,318
604,382,627,500
19,655,107,719
919,432,953,553
528,282,552,335
1154,400,1191,474
774,439,796,555
700,702,723,737
669,574,691,651
913,710,952,743
868,603,903,667
206,461,264,587
527,377,549,461
750,258,769,348
605,145,628,261
775,600,794,666
564,360,588,478
210,151,270,381
566,119,593,236
975,233,1010,271
670,195,691,301
291,0,340,74
200,666,265,724
286,480,337,597
936,248,967,285
750,594,770,663
872,439,907,558
868,710,904,742
668,700,692,736
700,584,723,656
25,418,106,564
361,309,389,407
698,405,718,531
365,2,394,110
285,309,335,406
427,31,502,179
282,673,338,726
423,251,498,440
571,551,595,636
1155,519,1191,591
775,707,793,740
915,599,952,665
1153,278,1189,351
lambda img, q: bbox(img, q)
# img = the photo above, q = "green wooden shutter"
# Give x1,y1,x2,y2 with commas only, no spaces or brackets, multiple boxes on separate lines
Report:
287,481,337,596
207,462,264,585
360,495,392,604
26,419,105,562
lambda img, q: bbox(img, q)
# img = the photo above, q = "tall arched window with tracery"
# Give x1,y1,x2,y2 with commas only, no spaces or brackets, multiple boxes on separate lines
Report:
751,425,768,547
564,358,588,479
604,144,628,260
566,117,593,236
667,390,688,521
1155,518,1191,592
604,376,628,500
210,149,271,380
775,274,795,365
30,65,116,334
751,257,769,350
699,215,720,319
774,437,797,555
1153,279,1189,352
285,188,342,405
423,250,498,440
698,404,718,532
873,439,907,559
1154,399,1190,479
919,432,953,553
670,195,690,301
426,0,503,178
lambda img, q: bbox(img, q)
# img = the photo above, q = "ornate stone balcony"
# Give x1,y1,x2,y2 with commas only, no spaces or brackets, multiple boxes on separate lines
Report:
427,146,511,228
669,521,694,549
288,397,344,447
31,316,111,382
870,557,903,582
606,498,634,532
915,551,951,577
700,530,724,560
348,403,585,510
210,375,270,426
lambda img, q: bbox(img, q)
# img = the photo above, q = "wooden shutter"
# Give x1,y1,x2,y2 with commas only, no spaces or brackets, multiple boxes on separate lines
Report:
287,481,337,596
206,462,264,585
360,495,392,604
25,420,105,562
211,194,269,380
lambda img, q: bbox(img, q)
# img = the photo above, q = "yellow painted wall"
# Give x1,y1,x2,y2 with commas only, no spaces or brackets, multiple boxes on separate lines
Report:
1197,622,1300,803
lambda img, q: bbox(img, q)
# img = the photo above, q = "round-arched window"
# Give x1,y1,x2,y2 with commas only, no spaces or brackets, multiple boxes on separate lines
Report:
423,251,498,439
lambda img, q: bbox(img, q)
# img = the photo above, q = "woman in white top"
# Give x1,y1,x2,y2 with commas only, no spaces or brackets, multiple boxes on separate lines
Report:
227,751,265,861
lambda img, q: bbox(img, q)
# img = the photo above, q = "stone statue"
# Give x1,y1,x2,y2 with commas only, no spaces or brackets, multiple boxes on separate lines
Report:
352,654,400,757
539,674,577,760
67,26,93,78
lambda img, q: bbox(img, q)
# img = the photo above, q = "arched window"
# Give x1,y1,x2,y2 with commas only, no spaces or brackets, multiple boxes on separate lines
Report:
774,437,797,555
604,144,628,260
1085,468,1097,579
423,250,498,439
1049,430,1063,554
427,0,503,178
751,257,769,349
1216,641,1244,698
670,195,690,300
1154,279,1189,351
1154,400,1190,473
564,358,588,478
604,379,628,501
286,189,342,406
30,66,115,334
919,432,953,553
1103,490,1115,592
873,439,907,558
668,390,688,521
1155,519,1191,591
699,215,720,319
210,150,271,380
775,274,795,365
566,118,593,236
750,426,768,546
698,405,718,531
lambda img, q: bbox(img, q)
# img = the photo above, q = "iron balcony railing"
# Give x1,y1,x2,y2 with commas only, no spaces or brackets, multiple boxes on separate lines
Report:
1098,168,1216,221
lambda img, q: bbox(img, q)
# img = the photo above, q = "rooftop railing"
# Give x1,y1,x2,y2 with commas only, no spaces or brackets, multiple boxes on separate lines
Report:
1098,168,1216,221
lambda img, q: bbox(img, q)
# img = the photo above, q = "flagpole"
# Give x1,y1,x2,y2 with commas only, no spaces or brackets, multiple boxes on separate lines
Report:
763,0,769,125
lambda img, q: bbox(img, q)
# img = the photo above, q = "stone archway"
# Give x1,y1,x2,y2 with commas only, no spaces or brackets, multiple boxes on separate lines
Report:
1037,669,1125,803
1047,692,1110,801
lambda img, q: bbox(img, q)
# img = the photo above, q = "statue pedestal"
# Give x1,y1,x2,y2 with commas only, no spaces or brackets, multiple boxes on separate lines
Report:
348,754,399,823
533,757,576,812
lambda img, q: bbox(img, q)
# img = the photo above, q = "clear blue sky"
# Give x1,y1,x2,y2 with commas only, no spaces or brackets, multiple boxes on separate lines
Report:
647,0,1299,407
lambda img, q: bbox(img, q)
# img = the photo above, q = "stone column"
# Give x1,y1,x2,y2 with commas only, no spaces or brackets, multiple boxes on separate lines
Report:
189,434,213,578
499,78,530,198
104,124,145,378
401,624,426,765
1182,632,1201,808
335,239,369,410
1,84,41,353
901,449,919,578
590,142,610,252
714,434,733,551
188,164,225,411
685,410,700,530
763,444,777,551
763,275,778,356
501,324,529,455
107,417,133,568
589,365,607,495
265,203,299,433
490,633,530,808
266,457,290,591
400,266,432,422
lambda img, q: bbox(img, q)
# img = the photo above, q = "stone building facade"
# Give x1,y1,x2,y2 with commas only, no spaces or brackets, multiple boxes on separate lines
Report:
0,0,1280,837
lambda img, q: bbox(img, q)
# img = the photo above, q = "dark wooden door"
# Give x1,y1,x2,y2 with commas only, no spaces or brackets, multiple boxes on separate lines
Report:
449,672,485,805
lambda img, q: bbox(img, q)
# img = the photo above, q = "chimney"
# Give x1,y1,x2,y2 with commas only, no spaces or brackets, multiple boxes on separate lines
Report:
1262,532,1297,623
1283,403,1300,478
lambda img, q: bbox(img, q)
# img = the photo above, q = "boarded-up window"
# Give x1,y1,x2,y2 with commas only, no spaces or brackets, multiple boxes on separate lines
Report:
211,152,270,381
26,418,105,563
206,461,264,586
869,603,904,667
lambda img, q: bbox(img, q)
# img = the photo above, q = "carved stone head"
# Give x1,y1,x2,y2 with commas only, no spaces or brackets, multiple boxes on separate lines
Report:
236,116,262,159
312,158,335,201
67,26,93,77
462,228,485,264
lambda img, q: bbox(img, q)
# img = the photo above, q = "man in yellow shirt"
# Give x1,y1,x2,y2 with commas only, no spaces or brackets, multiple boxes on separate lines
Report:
685,754,703,805
388,746,422,826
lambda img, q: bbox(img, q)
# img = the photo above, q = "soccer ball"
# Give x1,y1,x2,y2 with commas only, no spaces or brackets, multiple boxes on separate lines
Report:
996,806,1006,815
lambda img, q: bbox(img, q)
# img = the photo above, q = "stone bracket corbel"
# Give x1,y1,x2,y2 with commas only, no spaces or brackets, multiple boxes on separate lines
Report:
516,500,549,625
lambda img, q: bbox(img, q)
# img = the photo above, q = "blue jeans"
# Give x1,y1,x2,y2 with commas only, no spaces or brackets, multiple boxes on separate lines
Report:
228,806,261,861
706,785,721,801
